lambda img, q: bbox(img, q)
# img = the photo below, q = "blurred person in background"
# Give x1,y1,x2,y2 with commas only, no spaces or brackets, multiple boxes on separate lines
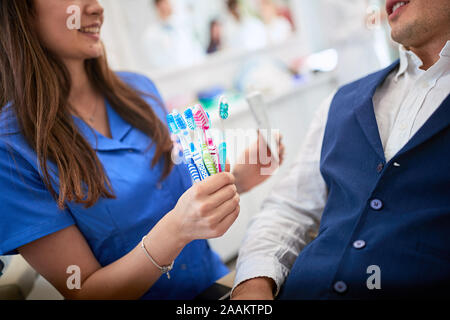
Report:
141,0,205,70
207,19,223,54
222,0,267,51
232,0,450,300
259,0,293,45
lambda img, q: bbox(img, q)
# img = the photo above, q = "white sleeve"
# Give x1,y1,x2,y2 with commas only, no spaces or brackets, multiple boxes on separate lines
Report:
232,92,334,296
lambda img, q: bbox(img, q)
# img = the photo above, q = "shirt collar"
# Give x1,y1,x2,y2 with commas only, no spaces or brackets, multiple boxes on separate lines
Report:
105,100,133,142
72,99,134,151
395,40,450,81
440,40,450,58
1,99,138,151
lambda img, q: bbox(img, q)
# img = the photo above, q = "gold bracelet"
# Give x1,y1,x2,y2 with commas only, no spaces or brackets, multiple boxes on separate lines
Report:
141,236,174,279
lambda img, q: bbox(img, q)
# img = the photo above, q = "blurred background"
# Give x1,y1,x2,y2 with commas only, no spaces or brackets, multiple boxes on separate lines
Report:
1,0,402,299
100,0,397,109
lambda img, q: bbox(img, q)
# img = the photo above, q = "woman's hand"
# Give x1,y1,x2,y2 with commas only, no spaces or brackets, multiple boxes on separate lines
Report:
232,131,285,194
170,172,240,244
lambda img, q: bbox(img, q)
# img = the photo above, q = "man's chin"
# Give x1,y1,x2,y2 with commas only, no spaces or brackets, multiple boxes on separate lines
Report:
390,23,416,47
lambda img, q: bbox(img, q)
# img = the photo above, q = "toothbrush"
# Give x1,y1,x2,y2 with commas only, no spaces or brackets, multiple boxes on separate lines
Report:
191,105,218,175
192,104,219,174
173,110,209,180
186,106,217,176
183,107,204,164
206,111,221,173
218,96,229,173
167,113,201,183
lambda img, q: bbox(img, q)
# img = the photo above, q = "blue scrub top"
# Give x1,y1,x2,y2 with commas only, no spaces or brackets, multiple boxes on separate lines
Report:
0,72,228,300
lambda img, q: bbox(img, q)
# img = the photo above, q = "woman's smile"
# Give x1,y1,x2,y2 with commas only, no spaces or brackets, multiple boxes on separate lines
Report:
78,23,102,41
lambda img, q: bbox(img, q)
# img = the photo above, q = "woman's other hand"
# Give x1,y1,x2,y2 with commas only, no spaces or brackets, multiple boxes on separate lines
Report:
232,131,285,194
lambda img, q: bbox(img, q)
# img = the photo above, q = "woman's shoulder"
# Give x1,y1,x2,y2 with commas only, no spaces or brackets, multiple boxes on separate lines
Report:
115,71,160,96
0,103,21,136
0,125,38,179
0,105,40,168
115,71,168,119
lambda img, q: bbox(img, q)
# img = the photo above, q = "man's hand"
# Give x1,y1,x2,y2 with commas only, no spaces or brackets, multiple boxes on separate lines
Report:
232,131,285,194
231,277,276,300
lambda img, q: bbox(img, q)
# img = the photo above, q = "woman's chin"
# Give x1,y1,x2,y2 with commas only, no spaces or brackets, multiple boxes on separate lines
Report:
82,47,104,60
77,41,104,59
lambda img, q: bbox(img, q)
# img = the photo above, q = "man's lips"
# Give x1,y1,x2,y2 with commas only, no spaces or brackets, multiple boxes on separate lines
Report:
386,0,410,16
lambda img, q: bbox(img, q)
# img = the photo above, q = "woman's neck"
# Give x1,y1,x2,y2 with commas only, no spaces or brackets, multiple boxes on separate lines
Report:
65,59,98,112
63,58,111,138
66,60,90,97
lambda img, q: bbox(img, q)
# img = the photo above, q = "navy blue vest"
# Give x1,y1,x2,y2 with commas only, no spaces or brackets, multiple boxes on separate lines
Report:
279,61,450,299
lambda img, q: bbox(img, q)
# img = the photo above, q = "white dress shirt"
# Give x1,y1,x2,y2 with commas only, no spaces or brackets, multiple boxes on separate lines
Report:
233,41,450,296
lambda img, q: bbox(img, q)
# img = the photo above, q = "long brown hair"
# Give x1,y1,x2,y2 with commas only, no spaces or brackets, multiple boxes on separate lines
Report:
0,0,173,209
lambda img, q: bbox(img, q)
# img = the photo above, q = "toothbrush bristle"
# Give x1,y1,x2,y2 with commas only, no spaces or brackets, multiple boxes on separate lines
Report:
173,111,187,130
193,104,209,129
184,108,196,130
219,97,229,120
166,113,178,134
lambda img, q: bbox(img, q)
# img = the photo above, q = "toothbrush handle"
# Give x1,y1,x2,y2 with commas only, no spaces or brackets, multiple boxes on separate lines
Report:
206,136,220,172
192,150,210,180
187,159,201,183
208,145,220,173
181,147,201,183
189,139,209,180
202,144,217,175
218,142,227,173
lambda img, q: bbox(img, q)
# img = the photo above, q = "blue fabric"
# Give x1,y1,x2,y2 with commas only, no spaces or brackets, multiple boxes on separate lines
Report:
279,61,450,299
0,72,228,300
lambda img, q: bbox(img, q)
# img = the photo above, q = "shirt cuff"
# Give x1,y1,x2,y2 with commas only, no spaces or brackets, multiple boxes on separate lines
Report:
231,257,290,298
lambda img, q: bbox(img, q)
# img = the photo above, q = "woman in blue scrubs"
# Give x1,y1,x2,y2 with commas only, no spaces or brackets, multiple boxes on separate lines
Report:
0,0,283,299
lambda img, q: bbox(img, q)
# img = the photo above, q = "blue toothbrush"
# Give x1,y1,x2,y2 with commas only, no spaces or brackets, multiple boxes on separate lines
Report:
167,113,201,183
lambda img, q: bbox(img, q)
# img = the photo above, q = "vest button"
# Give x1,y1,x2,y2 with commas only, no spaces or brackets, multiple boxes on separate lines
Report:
376,163,384,173
353,240,366,249
333,281,348,294
370,199,383,211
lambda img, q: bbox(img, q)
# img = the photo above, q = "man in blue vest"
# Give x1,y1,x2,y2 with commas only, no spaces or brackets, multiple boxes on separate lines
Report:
232,0,450,299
